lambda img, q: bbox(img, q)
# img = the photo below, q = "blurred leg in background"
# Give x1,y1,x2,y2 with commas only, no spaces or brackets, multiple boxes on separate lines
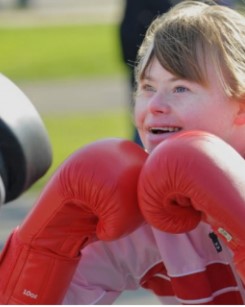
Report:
17,0,29,8
118,0,172,147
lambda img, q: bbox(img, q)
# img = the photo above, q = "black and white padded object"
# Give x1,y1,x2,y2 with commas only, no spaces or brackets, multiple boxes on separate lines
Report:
0,74,52,204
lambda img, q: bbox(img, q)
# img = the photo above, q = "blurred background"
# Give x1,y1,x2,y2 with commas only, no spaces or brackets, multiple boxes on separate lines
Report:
0,0,131,188
0,0,243,304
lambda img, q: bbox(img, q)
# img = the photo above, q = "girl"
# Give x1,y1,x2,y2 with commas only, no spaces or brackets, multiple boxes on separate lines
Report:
63,2,245,304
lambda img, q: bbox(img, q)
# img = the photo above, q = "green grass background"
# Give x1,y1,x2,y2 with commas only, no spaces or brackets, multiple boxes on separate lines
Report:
34,110,132,191
0,23,132,192
0,24,125,80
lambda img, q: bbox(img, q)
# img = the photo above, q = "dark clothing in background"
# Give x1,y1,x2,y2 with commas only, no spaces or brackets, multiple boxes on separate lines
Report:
119,0,172,78
119,0,172,145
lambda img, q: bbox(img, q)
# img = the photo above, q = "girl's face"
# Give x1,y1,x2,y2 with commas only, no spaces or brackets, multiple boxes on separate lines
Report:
134,56,242,153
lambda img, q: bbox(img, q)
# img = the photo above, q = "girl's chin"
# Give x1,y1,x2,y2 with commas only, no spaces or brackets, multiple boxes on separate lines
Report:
144,143,159,154
143,136,168,153
143,131,184,153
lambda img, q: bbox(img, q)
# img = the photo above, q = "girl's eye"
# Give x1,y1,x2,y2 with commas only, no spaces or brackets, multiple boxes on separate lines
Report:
174,86,189,93
142,84,156,92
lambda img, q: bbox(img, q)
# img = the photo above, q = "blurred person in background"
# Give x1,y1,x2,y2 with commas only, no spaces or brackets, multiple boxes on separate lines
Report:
171,0,235,6
216,0,236,7
17,0,29,8
119,0,173,146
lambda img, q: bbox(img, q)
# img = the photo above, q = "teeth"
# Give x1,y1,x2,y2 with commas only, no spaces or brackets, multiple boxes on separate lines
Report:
150,127,180,134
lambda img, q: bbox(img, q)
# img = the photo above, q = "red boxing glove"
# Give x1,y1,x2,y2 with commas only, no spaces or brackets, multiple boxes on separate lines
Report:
138,131,245,283
0,138,147,305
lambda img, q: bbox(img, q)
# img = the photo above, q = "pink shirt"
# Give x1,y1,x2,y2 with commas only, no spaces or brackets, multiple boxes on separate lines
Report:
63,222,245,304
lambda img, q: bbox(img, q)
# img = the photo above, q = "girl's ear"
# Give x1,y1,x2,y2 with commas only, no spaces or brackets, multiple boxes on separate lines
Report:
234,102,245,126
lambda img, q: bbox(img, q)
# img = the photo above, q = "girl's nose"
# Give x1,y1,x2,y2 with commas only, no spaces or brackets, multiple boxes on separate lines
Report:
147,92,171,115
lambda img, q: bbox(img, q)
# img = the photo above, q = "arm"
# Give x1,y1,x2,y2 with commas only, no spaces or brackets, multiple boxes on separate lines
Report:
0,138,147,304
138,131,245,283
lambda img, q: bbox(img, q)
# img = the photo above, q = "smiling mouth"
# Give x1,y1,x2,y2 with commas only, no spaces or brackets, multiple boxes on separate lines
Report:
149,127,182,134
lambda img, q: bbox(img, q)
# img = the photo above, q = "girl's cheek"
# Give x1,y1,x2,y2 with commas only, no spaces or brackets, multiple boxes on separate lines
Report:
134,98,147,124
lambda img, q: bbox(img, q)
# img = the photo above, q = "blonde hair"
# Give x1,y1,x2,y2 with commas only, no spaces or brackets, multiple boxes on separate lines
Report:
135,1,245,99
